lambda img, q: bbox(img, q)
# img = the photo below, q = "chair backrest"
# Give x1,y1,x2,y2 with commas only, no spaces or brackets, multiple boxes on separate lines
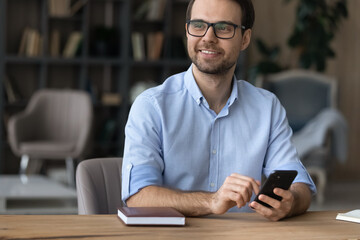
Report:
76,158,123,214
26,89,93,142
256,70,337,132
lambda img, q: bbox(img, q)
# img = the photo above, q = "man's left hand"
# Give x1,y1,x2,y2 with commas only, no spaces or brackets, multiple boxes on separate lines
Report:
249,188,294,221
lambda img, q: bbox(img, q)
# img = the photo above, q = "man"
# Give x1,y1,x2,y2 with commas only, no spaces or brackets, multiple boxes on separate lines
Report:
122,0,316,221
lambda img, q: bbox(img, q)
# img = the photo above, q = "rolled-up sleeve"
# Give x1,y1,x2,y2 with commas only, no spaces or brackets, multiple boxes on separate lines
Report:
121,94,164,204
263,96,317,195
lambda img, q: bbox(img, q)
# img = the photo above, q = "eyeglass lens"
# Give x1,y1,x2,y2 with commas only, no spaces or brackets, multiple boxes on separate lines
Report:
188,21,236,39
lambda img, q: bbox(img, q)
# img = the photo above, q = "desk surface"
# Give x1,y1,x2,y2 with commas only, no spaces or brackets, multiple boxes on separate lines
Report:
0,211,359,239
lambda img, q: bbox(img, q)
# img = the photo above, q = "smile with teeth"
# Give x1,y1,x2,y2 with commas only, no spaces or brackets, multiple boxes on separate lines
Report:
200,50,218,54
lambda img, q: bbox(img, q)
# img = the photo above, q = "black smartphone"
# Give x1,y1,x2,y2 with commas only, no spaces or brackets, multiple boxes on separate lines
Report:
254,170,298,208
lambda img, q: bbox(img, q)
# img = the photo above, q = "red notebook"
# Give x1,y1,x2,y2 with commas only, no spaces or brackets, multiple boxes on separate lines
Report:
117,207,185,226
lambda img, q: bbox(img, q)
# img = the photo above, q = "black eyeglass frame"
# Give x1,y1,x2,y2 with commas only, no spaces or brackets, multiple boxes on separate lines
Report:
186,20,246,39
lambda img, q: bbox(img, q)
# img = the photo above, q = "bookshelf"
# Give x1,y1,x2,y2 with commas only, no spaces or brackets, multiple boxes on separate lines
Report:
0,0,247,174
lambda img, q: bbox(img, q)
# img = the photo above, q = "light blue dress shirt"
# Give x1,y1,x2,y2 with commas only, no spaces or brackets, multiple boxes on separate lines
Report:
122,65,316,212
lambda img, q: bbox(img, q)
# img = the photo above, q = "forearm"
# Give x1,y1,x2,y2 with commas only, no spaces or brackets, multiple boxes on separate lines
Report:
126,186,213,216
288,182,312,217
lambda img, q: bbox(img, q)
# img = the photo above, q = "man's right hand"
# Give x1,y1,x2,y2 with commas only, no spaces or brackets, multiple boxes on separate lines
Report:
210,173,261,214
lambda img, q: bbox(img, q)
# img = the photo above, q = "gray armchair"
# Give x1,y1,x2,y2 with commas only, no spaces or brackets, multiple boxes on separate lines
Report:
256,70,347,204
76,158,123,214
8,89,93,187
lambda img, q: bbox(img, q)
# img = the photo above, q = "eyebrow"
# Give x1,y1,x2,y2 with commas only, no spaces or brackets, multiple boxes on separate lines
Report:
190,19,239,25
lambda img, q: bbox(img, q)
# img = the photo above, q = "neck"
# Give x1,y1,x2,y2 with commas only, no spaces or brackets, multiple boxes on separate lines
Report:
192,65,234,114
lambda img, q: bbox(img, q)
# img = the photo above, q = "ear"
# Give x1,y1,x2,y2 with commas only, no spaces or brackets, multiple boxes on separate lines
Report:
240,29,252,51
185,23,189,38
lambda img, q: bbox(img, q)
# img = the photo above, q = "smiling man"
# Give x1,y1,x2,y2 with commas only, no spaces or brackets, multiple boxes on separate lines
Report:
122,0,316,221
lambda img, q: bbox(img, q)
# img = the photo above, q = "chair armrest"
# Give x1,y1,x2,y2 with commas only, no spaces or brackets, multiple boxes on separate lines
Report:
7,111,36,156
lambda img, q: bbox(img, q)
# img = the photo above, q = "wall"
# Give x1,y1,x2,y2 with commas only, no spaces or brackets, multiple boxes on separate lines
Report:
249,0,360,179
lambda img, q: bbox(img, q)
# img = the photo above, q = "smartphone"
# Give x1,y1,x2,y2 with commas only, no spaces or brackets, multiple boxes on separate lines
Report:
254,170,298,208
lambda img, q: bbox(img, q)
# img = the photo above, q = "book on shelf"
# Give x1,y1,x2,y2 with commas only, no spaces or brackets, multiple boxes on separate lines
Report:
48,0,71,17
336,209,360,224
117,207,185,226
25,28,37,57
18,27,30,55
101,92,122,106
63,31,83,58
147,0,167,21
70,0,88,16
18,28,42,57
131,32,145,61
3,75,21,103
50,29,61,57
147,32,164,60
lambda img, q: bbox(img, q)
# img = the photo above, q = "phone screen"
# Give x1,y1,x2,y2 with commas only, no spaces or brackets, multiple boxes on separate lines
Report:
254,170,298,208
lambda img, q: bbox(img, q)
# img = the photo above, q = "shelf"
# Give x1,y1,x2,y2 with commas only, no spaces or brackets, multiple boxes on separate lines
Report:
5,56,125,65
5,56,43,64
0,0,245,173
86,57,124,65
48,16,83,22
130,59,190,67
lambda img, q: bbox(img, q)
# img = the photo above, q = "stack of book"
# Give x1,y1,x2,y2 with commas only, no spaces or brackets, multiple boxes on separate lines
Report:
18,28,42,57
131,32,164,61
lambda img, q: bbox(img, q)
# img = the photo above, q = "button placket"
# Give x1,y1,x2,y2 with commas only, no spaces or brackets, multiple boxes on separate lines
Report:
209,118,219,190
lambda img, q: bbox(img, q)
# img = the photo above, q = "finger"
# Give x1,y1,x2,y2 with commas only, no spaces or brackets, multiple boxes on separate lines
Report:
250,200,273,217
224,183,250,205
258,194,281,209
255,180,261,195
226,191,246,208
273,188,292,200
225,176,254,201
229,174,260,195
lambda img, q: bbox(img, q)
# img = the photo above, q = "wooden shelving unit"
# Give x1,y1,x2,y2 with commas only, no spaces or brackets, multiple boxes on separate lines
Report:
0,0,246,173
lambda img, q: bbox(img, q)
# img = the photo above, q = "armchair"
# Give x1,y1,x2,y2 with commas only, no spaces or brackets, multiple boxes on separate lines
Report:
8,89,93,187
256,70,347,204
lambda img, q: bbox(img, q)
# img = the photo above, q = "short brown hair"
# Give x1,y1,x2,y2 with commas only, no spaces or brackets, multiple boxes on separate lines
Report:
186,0,255,30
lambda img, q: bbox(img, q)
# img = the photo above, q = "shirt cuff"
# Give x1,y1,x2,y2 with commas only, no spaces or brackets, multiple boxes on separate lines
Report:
263,162,317,195
121,164,163,204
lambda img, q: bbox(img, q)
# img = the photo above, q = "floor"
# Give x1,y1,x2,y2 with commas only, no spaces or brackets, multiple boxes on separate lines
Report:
309,180,360,211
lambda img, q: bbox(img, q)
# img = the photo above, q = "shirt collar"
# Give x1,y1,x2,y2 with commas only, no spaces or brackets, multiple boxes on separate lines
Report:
228,75,239,107
184,65,239,106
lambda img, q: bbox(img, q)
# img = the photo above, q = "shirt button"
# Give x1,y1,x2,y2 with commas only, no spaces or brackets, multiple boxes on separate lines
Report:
210,183,215,187
127,164,131,170
212,149,217,154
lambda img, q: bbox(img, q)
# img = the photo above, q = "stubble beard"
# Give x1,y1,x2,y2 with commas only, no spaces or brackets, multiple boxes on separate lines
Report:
189,50,237,75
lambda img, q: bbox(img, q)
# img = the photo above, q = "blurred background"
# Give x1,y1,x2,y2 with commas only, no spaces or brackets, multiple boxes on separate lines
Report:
0,0,359,214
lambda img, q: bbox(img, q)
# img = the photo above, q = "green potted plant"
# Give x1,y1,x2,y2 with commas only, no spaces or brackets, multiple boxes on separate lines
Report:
285,0,348,71
248,39,284,85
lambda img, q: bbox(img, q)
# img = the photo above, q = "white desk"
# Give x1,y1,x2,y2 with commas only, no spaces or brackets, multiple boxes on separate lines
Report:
0,175,77,214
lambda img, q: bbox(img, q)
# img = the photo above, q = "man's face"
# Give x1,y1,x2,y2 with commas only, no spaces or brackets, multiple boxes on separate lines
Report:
186,0,251,75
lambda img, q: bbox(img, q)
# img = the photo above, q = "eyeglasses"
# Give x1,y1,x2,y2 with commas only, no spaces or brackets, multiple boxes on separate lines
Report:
186,20,245,39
